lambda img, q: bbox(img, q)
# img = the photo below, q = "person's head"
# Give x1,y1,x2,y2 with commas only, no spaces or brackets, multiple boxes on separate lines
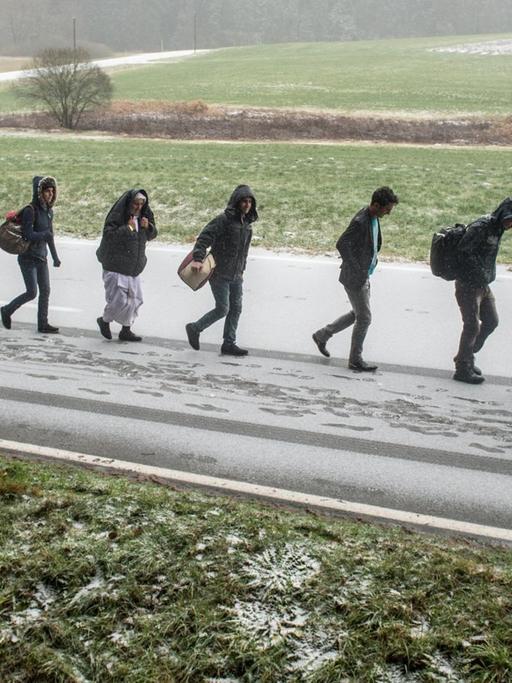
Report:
38,176,57,207
238,196,253,215
369,186,399,218
130,191,146,216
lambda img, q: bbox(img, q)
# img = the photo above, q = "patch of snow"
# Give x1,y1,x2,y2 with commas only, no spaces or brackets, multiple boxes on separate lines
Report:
242,544,321,595
431,39,512,56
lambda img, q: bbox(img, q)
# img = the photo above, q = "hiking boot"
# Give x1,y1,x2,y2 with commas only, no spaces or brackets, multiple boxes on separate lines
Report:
1,306,11,330
348,359,378,372
119,327,142,342
97,316,112,340
38,324,59,334
472,364,482,376
453,366,485,384
312,332,330,357
185,323,200,350
221,342,248,357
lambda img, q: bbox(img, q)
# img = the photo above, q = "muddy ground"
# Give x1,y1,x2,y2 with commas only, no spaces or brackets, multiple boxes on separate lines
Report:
1,101,511,145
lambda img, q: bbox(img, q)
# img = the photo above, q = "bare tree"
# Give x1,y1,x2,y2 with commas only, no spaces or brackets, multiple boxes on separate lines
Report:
15,48,113,129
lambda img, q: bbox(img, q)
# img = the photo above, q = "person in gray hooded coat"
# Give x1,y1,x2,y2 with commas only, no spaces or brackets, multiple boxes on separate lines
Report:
1,175,61,333
185,184,258,356
453,197,512,384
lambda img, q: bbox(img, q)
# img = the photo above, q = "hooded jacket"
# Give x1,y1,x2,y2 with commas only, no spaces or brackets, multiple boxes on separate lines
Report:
192,185,258,280
337,206,382,290
96,189,157,277
457,197,512,287
20,175,59,262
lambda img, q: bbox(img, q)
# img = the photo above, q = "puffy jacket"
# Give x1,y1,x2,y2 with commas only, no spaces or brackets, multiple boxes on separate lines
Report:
21,175,59,262
337,206,382,290
192,185,258,280
457,197,512,287
96,189,157,277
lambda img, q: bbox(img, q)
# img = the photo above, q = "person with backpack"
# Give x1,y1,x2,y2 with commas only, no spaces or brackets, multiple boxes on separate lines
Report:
1,176,61,333
452,197,512,384
312,186,399,371
185,184,258,356
96,189,157,342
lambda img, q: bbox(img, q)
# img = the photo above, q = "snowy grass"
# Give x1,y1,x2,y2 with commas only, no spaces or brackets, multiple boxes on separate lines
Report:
1,455,512,682
1,134,512,262
1,35,512,116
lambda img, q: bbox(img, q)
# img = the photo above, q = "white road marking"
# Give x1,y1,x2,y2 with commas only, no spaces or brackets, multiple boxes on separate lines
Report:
1,438,511,543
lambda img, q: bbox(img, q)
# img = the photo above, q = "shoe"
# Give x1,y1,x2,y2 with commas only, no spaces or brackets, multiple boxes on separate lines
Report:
312,332,330,358
453,368,485,384
97,317,112,340
1,306,11,330
38,324,59,334
119,327,142,342
221,342,248,357
348,359,378,372
472,364,482,376
185,323,200,350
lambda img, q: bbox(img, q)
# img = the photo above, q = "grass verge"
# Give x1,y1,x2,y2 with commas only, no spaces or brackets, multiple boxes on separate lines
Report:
1,134,512,262
1,35,512,116
1,455,511,682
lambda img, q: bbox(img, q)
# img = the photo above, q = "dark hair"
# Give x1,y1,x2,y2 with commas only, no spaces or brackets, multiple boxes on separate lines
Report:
371,186,399,207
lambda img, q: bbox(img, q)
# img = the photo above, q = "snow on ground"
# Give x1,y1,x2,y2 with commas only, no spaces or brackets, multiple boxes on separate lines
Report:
431,39,512,55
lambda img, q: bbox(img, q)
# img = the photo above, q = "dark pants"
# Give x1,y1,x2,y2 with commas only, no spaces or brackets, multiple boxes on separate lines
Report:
314,280,372,362
4,255,50,328
454,280,498,366
193,275,243,344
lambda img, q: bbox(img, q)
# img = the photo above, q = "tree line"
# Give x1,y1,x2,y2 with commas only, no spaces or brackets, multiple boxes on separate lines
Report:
1,0,511,56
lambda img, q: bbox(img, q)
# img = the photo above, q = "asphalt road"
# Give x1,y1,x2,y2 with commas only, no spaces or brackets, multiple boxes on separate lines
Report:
1,240,511,534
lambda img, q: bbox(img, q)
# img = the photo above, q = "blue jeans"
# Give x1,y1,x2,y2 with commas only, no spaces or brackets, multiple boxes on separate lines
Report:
193,275,243,344
4,256,50,328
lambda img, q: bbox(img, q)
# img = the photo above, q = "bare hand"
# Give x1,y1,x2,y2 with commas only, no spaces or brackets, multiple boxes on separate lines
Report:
128,217,136,229
190,260,204,272
141,217,149,229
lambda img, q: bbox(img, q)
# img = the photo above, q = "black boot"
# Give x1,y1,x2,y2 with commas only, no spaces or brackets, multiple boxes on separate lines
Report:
1,306,11,330
97,317,112,340
119,326,142,342
185,323,200,350
348,358,378,372
453,363,485,384
221,342,248,356
38,323,59,334
312,332,330,357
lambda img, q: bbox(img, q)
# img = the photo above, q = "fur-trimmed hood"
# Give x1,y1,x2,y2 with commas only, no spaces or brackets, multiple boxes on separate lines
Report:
32,176,57,208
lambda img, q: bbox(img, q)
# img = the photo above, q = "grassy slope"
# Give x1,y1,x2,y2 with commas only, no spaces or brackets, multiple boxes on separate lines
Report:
0,34,512,115
1,134,512,262
98,34,512,115
1,456,511,682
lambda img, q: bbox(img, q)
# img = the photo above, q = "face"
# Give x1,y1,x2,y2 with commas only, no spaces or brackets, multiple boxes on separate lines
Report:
372,202,395,218
42,187,54,204
239,197,253,215
130,198,145,215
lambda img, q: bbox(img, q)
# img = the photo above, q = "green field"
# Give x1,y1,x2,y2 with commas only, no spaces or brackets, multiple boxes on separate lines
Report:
2,456,512,682
1,134,512,262
1,35,512,116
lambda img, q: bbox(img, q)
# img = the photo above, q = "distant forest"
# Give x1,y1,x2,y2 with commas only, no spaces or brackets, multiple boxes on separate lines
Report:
1,0,512,56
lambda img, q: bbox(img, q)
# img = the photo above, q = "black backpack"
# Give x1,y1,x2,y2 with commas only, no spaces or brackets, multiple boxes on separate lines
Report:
430,223,466,281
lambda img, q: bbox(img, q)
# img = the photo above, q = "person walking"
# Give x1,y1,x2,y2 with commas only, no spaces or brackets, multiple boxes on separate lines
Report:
452,197,512,384
185,184,258,356
96,188,157,342
312,186,399,371
1,176,61,333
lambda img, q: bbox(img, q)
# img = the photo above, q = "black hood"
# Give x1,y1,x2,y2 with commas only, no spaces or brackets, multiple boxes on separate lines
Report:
32,175,57,208
104,188,154,226
491,197,512,229
225,184,258,223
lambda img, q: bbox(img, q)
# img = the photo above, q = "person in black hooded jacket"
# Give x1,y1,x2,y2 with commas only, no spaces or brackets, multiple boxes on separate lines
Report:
185,185,258,356
96,189,157,342
1,175,61,333
453,197,512,384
